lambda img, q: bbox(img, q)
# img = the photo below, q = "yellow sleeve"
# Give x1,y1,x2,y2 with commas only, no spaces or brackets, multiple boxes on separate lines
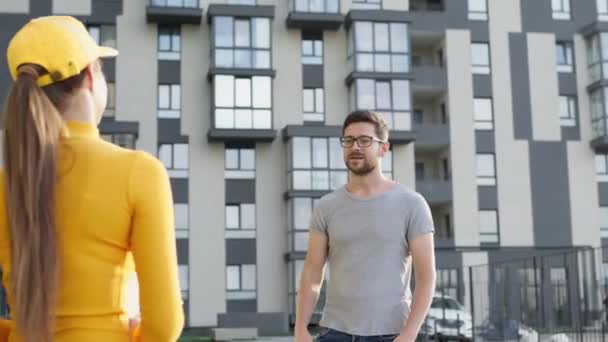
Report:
128,152,184,341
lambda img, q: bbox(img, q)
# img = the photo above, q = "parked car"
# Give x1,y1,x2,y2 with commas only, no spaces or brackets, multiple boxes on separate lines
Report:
421,294,473,341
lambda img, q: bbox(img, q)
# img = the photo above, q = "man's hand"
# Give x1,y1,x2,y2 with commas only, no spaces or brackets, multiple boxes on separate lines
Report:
294,329,314,342
128,317,140,341
392,333,416,342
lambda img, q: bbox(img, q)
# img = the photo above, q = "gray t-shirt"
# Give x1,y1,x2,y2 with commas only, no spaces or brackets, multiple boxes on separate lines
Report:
310,183,434,336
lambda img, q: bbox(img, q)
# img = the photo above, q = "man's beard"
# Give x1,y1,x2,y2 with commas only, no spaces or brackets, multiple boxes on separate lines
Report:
345,154,377,176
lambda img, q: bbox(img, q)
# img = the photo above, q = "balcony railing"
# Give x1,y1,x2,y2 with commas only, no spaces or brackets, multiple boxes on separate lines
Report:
150,0,198,7
289,0,340,13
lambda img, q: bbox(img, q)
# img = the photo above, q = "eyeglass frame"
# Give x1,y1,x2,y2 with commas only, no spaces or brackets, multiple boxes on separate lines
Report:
339,135,387,148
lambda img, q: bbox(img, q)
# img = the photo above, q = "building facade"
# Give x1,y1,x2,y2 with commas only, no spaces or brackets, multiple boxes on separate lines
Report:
1,0,608,336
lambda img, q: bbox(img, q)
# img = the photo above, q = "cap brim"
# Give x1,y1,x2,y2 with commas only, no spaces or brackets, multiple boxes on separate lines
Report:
98,46,118,58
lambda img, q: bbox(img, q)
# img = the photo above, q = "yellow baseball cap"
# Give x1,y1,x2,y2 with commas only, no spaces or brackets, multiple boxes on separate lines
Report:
7,15,118,87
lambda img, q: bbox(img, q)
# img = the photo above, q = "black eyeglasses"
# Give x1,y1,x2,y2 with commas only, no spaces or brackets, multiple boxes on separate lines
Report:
339,135,386,148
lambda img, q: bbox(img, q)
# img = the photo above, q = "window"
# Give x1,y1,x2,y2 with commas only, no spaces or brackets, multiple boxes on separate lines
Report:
303,88,325,122
596,154,608,182
550,267,571,326
293,0,339,13
289,198,320,251
158,84,181,118
559,96,577,127
226,264,257,299
227,0,256,4
468,0,488,20
225,147,256,179
213,17,271,69
590,88,608,139
214,75,272,130
302,36,323,65
436,269,459,299
179,265,189,299
586,34,608,83
599,0,608,21
290,137,347,191
518,268,540,327
158,143,189,178
353,79,411,130
158,26,180,60
101,134,137,149
556,42,573,73
225,203,256,238
600,206,608,238
351,0,381,10
415,162,425,181
349,22,409,73
552,0,571,20
151,0,198,8
175,203,189,238
383,150,393,180
476,153,496,186
104,82,115,117
442,158,450,180
479,210,499,243
474,98,493,130
413,109,423,125
471,42,490,74
87,25,116,48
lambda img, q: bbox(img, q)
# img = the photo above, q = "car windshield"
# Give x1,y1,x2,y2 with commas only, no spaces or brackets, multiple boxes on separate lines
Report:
431,297,464,310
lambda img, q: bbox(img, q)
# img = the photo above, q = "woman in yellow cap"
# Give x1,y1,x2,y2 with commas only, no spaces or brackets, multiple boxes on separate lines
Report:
0,15,184,342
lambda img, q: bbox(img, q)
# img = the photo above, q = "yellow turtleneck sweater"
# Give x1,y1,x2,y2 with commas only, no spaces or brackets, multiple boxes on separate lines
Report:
0,120,184,341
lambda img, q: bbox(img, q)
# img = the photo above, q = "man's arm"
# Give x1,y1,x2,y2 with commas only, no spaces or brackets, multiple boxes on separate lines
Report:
294,230,328,342
398,233,436,341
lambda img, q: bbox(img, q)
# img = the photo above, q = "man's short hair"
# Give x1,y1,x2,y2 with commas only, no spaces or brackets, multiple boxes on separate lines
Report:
342,110,389,142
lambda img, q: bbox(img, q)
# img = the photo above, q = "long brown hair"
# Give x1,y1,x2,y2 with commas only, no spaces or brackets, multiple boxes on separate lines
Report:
2,63,87,342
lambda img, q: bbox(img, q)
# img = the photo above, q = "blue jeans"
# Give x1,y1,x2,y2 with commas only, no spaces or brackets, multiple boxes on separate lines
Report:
316,327,398,342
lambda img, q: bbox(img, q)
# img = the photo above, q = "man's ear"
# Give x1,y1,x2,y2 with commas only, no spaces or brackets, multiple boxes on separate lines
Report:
84,64,95,92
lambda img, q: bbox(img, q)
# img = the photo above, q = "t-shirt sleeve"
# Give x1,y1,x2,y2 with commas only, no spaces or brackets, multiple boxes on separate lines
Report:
406,193,435,242
309,204,328,235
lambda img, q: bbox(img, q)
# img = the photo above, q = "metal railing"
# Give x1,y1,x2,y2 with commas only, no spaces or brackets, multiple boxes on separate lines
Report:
149,0,199,8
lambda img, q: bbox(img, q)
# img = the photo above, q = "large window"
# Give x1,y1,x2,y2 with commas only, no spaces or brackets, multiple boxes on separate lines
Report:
468,0,488,20
87,25,116,48
159,143,189,178
596,154,608,182
590,87,608,139
227,0,256,4
225,203,256,238
351,0,381,10
213,17,271,69
289,137,347,191
101,134,137,149
556,42,573,73
151,0,198,8
474,98,493,130
476,153,496,186
479,210,499,243
552,0,571,20
349,22,409,73
302,36,323,65
158,84,181,118
179,265,189,299
225,147,255,179
226,264,257,299
587,33,608,84
471,42,490,74
104,82,115,117
436,269,459,299
289,197,321,252
352,79,411,130
599,0,608,21
214,75,272,130
600,206,608,238
518,268,540,327
559,95,577,127
158,26,180,60
303,88,325,122
175,203,189,238
292,0,339,13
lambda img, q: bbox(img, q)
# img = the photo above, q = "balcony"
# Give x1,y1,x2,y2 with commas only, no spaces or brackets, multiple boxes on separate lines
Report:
410,0,445,11
414,123,449,150
146,0,203,25
286,0,344,30
416,180,452,205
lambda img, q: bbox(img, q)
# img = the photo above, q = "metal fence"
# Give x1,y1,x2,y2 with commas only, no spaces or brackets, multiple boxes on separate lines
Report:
418,246,608,342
